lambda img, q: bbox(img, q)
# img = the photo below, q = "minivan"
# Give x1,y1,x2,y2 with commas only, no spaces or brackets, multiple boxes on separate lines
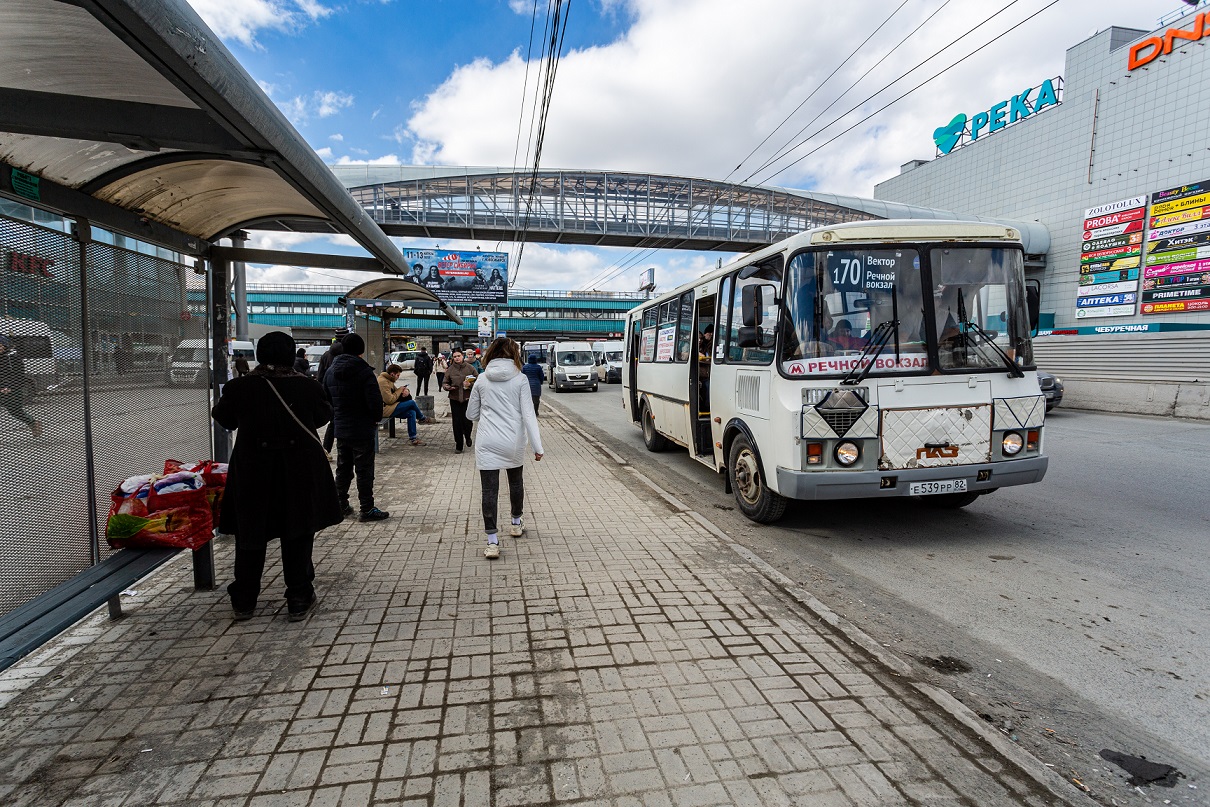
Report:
592,340,624,384
548,341,598,392
169,339,254,386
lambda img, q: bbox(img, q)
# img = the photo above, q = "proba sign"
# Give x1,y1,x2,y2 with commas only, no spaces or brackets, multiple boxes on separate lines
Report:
933,78,1061,156
1129,13,1209,70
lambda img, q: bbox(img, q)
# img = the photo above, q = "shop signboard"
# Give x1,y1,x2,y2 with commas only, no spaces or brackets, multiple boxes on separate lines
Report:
1150,191,1210,217
1083,208,1145,230
1145,246,1210,266
1144,272,1210,289
401,249,508,305
1150,206,1210,230
1147,218,1210,241
1082,220,1143,240
1142,285,1210,303
1144,258,1210,279
1077,280,1137,296
1076,292,1136,308
1152,179,1210,204
1080,268,1139,285
1076,304,1137,318
1149,231,1210,253
1080,244,1140,264
1074,195,1147,320
1141,299,1210,314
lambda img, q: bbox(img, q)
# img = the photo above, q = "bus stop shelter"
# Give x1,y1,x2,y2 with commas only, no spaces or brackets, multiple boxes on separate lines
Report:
0,0,456,667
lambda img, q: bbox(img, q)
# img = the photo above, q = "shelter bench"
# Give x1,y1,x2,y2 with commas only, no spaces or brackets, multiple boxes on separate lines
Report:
0,543,214,672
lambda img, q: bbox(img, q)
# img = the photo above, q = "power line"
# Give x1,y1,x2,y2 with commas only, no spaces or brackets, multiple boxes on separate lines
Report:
510,0,573,289
724,0,914,184
748,0,962,179
754,0,1064,186
496,0,543,253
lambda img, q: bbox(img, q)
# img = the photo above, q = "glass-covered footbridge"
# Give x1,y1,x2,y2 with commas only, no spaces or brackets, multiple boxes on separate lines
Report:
250,165,1050,256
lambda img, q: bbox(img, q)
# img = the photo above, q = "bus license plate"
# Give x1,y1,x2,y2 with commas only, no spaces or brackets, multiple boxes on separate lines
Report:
909,479,968,496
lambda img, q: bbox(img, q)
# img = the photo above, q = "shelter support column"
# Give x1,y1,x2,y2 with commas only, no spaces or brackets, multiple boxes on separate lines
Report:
72,219,101,566
231,231,249,341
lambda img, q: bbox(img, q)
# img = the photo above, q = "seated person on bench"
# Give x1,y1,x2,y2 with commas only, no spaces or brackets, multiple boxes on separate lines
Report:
378,364,428,445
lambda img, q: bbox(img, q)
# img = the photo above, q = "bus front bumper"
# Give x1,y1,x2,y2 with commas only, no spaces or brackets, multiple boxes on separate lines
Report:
775,456,1048,501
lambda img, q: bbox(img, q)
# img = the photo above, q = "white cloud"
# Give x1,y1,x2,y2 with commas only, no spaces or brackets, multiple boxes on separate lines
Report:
330,133,344,142
278,90,354,123
334,154,403,165
188,0,333,48
315,146,333,159
405,0,1177,197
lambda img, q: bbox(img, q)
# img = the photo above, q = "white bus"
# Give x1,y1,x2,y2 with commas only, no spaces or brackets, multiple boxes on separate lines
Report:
623,220,1048,523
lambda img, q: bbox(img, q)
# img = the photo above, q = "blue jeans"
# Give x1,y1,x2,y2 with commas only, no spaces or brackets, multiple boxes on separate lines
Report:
391,399,425,438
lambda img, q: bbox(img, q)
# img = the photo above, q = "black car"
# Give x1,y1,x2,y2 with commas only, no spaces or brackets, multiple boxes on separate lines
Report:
1038,370,1064,411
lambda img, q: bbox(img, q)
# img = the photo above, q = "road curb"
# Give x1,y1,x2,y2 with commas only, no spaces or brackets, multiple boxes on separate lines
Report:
543,400,1097,807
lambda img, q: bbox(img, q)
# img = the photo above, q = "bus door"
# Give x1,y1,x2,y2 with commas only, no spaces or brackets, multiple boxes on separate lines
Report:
626,317,641,421
692,296,715,457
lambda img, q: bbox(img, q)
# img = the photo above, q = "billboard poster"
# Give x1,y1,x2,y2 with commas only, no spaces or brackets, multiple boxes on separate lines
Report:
1076,196,1147,319
402,249,508,305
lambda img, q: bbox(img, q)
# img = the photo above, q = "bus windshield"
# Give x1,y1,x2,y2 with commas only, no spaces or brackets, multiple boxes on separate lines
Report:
780,246,1032,376
782,248,927,376
930,247,1033,369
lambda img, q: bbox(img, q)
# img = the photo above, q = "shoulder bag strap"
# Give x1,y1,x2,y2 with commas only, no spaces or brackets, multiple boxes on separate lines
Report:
262,377,324,446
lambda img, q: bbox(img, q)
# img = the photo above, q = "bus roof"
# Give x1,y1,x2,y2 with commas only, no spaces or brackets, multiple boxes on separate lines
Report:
628,219,1024,315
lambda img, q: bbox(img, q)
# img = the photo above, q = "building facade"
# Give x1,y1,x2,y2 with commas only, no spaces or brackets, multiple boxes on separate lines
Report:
875,6,1210,418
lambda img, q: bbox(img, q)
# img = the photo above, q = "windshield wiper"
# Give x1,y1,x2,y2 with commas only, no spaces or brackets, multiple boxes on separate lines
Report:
840,318,898,386
954,291,1023,378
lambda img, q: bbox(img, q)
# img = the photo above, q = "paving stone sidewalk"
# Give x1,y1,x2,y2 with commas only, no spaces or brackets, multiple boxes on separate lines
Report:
0,398,1082,806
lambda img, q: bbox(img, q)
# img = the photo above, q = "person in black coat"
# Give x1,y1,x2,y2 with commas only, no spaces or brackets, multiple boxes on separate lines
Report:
323,333,390,522
293,347,310,375
212,331,342,622
316,329,347,453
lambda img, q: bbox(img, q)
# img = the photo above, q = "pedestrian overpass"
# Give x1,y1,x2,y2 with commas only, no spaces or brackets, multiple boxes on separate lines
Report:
256,165,1052,257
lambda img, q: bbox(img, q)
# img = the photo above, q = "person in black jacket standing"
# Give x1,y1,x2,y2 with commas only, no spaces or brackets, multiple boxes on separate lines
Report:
316,329,347,454
0,335,41,437
324,333,390,521
211,331,342,621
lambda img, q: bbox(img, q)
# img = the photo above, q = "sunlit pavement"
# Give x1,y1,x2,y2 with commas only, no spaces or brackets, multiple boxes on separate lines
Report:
0,398,1084,806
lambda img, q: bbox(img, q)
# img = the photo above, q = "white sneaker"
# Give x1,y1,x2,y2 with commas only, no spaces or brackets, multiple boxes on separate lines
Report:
484,543,500,559
509,519,524,538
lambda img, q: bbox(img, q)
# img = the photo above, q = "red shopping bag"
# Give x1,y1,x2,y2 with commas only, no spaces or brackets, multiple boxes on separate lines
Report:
163,460,227,521
106,480,214,551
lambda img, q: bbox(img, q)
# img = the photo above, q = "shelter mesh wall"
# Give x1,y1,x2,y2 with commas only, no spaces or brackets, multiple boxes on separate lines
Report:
0,215,211,615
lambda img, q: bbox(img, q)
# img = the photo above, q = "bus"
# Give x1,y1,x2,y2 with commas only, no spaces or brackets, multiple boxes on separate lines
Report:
622,219,1048,523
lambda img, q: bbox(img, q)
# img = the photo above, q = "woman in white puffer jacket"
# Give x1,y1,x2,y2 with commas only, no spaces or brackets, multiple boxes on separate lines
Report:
466,338,544,559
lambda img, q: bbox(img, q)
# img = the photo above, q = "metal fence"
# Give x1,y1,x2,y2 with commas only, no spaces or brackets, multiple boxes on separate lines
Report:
0,213,212,615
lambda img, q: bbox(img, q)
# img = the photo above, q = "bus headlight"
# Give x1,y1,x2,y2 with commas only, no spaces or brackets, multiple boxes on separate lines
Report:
1002,432,1024,456
835,441,860,466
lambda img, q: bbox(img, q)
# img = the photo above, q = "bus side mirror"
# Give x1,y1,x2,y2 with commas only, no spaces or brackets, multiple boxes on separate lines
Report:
1025,279,1041,332
739,284,776,348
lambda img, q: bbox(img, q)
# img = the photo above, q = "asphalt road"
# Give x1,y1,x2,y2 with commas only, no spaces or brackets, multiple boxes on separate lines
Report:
544,382,1210,804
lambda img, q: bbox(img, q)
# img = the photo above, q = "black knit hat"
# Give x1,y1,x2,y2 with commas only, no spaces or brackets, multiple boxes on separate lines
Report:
343,333,366,355
255,331,296,367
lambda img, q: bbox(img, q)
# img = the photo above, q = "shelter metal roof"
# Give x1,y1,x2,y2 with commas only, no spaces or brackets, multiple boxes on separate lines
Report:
343,278,466,326
0,0,411,276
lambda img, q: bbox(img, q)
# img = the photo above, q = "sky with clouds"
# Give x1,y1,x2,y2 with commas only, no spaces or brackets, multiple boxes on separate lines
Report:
187,0,1183,292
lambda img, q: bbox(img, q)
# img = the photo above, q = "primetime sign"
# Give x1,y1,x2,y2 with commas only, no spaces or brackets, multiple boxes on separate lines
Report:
933,78,1061,156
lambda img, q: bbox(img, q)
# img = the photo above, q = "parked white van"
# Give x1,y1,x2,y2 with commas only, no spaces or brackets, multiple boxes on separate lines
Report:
592,340,625,384
547,341,598,392
169,339,254,386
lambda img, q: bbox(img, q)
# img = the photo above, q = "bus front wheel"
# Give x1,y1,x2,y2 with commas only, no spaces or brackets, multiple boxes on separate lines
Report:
641,404,669,452
728,435,786,523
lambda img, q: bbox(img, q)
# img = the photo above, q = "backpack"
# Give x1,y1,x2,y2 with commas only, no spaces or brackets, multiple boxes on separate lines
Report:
414,353,433,375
